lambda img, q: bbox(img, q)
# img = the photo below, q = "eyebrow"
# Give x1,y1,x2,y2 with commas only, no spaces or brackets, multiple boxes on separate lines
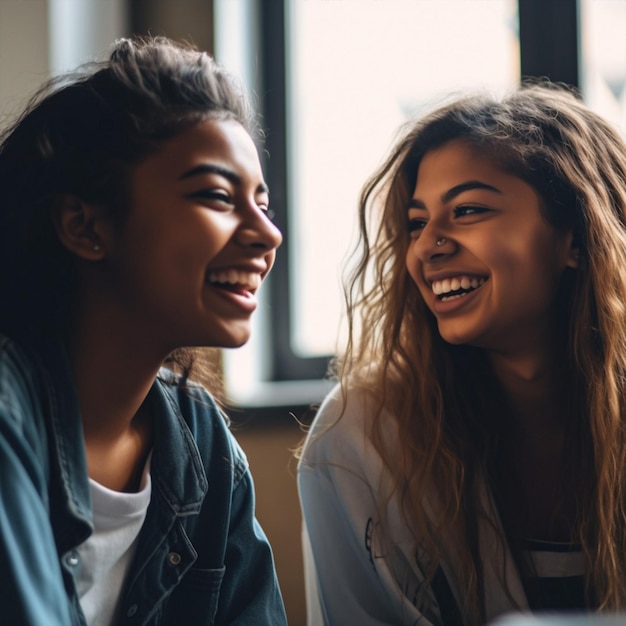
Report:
179,163,270,195
408,180,502,210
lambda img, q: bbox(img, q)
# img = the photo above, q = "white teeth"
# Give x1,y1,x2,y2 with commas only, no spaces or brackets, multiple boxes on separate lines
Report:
207,270,262,289
431,275,485,297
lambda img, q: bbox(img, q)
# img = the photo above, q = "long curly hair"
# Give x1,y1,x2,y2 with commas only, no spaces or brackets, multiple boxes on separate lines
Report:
337,82,626,621
0,36,256,389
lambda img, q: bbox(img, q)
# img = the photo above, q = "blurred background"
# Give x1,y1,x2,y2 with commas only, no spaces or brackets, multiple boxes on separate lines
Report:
1,1,624,623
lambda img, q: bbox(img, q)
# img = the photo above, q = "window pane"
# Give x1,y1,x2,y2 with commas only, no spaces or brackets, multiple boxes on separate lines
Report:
580,0,626,137
286,0,520,357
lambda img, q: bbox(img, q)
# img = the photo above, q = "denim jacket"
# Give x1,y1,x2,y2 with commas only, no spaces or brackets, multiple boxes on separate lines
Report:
0,334,287,625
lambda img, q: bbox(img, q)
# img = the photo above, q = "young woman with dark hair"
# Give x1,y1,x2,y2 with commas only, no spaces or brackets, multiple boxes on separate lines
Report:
0,36,286,625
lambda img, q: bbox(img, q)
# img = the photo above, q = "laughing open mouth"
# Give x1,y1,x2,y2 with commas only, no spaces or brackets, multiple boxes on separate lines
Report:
206,270,262,292
431,275,487,302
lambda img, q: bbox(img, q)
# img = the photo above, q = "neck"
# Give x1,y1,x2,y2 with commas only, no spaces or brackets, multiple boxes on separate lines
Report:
68,327,163,441
486,347,579,543
66,301,168,491
488,347,568,435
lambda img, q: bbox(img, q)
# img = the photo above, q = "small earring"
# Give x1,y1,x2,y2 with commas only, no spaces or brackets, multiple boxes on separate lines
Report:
436,237,447,247
93,244,101,252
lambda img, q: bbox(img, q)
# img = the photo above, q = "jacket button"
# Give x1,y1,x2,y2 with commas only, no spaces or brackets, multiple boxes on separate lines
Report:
126,604,138,617
167,551,182,565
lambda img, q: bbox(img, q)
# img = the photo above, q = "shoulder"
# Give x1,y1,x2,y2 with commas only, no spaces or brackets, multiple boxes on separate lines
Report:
155,369,248,480
0,335,47,428
0,335,52,484
0,334,39,391
299,383,397,481
157,368,228,429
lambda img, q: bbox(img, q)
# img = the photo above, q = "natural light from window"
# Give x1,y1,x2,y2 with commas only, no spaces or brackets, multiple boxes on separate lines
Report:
286,0,520,358
580,0,626,138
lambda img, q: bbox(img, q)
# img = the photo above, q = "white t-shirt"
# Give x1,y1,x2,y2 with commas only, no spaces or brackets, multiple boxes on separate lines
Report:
75,457,152,626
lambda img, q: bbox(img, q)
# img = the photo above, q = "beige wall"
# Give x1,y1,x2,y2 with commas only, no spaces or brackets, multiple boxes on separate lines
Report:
130,0,213,53
234,420,307,626
0,0,128,123
0,0,50,121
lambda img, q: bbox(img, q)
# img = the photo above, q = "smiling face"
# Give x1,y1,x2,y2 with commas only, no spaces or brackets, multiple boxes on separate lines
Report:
100,118,282,353
405,139,577,357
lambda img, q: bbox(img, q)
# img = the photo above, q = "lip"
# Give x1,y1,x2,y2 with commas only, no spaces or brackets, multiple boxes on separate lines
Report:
425,274,488,315
425,270,488,284
206,263,267,287
204,261,269,314
206,282,259,314
207,262,268,276
205,262,268,311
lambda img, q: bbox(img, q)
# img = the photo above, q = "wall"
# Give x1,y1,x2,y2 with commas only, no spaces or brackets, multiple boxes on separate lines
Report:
0,0,49,121
129,0,213,52
0,0,127,120
233,415,308,626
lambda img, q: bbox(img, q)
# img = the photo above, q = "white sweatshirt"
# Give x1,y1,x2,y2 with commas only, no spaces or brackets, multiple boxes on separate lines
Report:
297,384,532,626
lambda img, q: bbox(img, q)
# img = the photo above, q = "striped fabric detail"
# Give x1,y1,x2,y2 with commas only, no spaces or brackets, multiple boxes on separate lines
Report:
522,540,587,611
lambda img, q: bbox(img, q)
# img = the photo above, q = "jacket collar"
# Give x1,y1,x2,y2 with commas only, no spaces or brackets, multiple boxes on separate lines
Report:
141,373,208,515
39,337,93,553
43,341,208,552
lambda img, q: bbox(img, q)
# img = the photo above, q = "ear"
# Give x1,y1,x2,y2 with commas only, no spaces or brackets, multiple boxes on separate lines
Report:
564,230,580,269
50,195,110,261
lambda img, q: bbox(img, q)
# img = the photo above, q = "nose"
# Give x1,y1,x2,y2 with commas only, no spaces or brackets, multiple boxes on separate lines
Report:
237,205,283,252
409,225,455,263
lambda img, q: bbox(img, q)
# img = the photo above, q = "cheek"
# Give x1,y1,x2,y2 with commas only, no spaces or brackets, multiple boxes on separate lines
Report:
489,237,564,307
265,250,277,274
405,246,416,277
405,250,432,306
175,221,230,264
405,247,423,287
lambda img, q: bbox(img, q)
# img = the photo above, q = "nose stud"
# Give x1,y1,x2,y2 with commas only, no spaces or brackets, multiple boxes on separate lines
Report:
436,237,447,247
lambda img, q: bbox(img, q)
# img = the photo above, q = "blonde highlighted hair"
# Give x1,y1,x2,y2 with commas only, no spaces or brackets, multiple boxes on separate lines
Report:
337,82,626,621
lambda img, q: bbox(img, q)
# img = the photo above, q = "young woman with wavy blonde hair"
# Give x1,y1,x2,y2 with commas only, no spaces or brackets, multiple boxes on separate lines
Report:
298,83,626,625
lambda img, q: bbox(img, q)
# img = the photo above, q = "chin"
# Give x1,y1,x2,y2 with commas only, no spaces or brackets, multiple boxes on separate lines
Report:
222,337,250,349
198,319,253,348
437,325,481,346
216,329,252,349
439,336,468,346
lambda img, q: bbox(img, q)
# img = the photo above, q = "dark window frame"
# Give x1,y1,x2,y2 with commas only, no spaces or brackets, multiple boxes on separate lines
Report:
257,0,580,383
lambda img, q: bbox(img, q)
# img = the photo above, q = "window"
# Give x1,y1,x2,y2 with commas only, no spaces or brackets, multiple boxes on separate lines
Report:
580,0,626,136
217,0,617,407
283,0,519,364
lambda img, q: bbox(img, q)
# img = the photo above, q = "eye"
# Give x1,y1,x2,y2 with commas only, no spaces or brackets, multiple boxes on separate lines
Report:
408,217,427,236
256,193,275,221
454,205,489,218
261,206,276,221
188,189,234,206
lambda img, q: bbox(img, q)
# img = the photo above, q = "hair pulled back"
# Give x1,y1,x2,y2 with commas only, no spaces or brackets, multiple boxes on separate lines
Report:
0,36,255,343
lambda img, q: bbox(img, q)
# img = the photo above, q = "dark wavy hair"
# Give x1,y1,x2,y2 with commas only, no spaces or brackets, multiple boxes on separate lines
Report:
0,36,256,385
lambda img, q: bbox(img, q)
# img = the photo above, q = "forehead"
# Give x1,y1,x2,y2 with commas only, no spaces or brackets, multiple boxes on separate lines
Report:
133,118,263,184
410,139,542,209
415,140,503,187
